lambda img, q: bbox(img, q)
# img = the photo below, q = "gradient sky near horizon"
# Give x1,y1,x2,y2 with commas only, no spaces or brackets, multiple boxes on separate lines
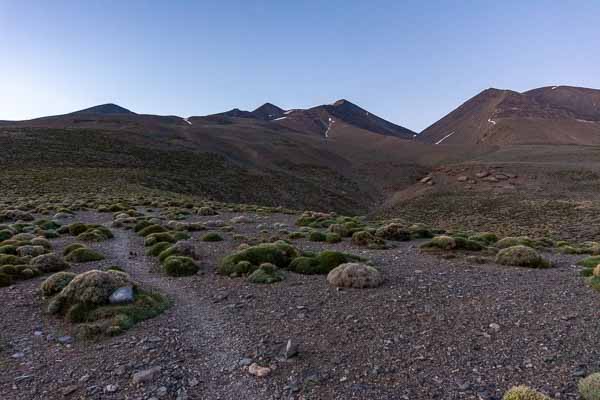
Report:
1,1,599,131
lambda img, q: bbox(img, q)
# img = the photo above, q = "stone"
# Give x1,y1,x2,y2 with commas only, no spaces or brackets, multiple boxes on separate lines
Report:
239,358,253,367
104,384,118,393
61,385,78,396
109,286,134,304
420,176,432,184
284,339,299,359
489,323,501,332
132,366,161,385
248,363,271,377
457,176,468,182
58,336,73,344
475,171,490,178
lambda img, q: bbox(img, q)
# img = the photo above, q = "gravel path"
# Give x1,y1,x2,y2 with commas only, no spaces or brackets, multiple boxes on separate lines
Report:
2,211,600,399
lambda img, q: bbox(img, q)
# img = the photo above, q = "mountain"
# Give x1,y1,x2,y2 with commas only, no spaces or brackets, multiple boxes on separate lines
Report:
0,100,442,214
419,86,600,145
251,103,285,120
271,99,416,139
71,103,135,115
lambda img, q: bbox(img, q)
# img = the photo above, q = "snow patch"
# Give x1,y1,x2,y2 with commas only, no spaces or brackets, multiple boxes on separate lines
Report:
552,86,559,90
324,117,335,138
183,118,192,125
435,131,455,145
273,116,287,121
487,118,496,125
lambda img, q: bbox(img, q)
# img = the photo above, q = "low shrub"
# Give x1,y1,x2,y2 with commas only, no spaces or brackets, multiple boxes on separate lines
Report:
375,223,411,241
309,231,326,242
147,242,173,257
327,263,383,288
578,256,600,269
351,231,386,249
0,272,13,287
421,235,456,251
63,243,86,257
469,232,498,245
163,256,198,276
218,241,300,275
326,232,342,243
41,271,77,297
579,373,600,400
247,263,285,284
497,236,536,249
502,385,550,400
288,251,359,275
65,247,105,263
495,245,550,268
202,233,223,242
144,232,175,247
138,224,167,237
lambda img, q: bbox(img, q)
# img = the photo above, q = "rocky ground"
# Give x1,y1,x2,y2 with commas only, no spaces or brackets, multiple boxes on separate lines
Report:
1,210,600,400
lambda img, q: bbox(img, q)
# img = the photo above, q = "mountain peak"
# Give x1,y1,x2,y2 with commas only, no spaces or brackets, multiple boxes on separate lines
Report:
332,99,354,107
72,103,135,115
252,103,285,120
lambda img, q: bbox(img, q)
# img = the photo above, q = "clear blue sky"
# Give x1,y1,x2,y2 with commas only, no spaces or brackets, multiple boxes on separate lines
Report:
1,0,599,131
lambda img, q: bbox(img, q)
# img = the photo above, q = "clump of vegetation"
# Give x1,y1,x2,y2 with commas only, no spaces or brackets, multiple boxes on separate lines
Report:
579,373,600,400
327,262,383,288
45,270,168,338
502,385,551,400
497,236,536,249
0,272,13,287
421,235,456,251
163,256,199,276
375,223,411,241
351,231,386,249
578,256,600,269
138,224,168,237
202,232,223,242
468,232,498,246
325,232,342,243
218,241,300,275
48,270,133,316
247,263,285,284
65,247,105,263
288,232,306,240
41,271,77,297
288,250,361,275
309,231,327,242
495,245,550,268
76,225,114,242
408,223,435,239
63,243,86,257
421,235,484,252
198,206,218,216
144,232,175,247
31,253,70,273
147,241,173,257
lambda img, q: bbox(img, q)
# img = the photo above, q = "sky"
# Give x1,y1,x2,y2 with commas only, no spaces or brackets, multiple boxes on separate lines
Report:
1,0,599,132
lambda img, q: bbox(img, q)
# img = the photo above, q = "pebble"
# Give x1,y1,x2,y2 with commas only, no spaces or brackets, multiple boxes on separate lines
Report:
104,384,118,393
58,335,73,344
132,366,162,385
248,363,271,377
489,323,501,332
239,358,253,367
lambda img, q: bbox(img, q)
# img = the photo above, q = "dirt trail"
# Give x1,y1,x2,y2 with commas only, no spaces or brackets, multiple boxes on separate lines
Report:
104,227,265,399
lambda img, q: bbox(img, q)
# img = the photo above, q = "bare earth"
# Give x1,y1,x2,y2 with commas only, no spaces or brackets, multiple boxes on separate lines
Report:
1,211,599,400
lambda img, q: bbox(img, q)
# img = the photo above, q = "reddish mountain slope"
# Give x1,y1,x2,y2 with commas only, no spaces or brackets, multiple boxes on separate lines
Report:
419,86,600,145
